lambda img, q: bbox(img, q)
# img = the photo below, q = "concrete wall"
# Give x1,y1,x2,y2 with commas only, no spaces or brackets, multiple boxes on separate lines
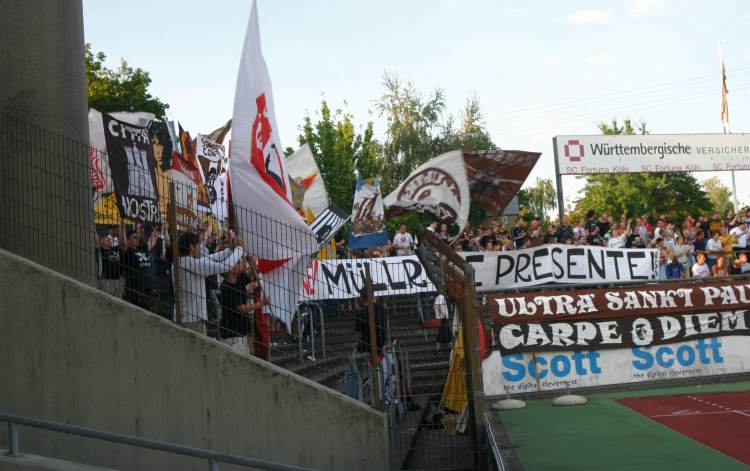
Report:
0,1,94,283
0,249,389,471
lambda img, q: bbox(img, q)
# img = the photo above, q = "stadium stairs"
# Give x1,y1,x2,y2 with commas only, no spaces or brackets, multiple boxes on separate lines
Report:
270,294,479,470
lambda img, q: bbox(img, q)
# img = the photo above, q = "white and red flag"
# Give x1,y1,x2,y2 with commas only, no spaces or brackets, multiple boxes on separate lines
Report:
229,0,316,331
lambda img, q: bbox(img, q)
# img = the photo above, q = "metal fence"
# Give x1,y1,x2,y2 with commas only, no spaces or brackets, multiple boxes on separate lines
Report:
1,113,495,470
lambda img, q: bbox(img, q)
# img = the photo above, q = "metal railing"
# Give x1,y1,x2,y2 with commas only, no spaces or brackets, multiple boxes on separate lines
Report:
1,411,316,471
483,414,507,471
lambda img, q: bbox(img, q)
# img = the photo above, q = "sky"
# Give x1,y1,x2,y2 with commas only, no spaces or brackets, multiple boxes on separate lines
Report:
82,0,750,210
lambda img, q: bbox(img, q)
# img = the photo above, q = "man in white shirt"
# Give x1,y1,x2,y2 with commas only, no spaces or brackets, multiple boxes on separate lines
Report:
607,227,627,249
433,294,451,349
178,232,244,334
692,253,711,278
730,223,748,252
705,232,723,271
393,225,414,256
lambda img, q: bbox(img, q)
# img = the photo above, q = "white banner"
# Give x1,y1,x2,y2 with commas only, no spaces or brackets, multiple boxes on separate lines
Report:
384,150,470,230
460,245,659,291
555,134,750,175
483,335,750,396
301,256,435,300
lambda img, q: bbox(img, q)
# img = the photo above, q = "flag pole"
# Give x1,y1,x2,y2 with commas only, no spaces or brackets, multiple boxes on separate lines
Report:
719,44,739,210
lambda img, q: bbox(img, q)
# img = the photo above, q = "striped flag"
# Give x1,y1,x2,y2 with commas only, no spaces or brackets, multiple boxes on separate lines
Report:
720,46,730,134
310,205,350,248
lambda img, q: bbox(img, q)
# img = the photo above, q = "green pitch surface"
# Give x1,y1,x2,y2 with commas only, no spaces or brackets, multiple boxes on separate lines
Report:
493,382,750,470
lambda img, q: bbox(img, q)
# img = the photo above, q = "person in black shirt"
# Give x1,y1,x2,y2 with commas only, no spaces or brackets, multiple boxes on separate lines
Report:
98,225,123,298
587,226,604,246
219,257,269,352
511,219,527,249
120,228,154,310
147,224,174,320
555,215,574,243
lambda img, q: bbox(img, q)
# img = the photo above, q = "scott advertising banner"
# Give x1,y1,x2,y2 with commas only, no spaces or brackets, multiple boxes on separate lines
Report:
102,113,161,223
483,335,750,396
301,255,435,300
555,134,750,175
461,245,659,291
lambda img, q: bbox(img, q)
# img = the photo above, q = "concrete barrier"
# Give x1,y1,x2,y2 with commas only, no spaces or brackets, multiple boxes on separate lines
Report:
0,249,388,470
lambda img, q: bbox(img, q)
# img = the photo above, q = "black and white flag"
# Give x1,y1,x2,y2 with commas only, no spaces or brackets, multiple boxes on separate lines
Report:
102,113,161,223
310,204,350,248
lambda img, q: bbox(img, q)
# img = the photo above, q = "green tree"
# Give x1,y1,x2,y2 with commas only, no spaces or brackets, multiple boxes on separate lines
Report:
518,178,557,222
702,176,734,213
353,121,382,180
298,101,362,211
439,92,495,152
574,118,712,221
85,44,169,118
376,72,446,194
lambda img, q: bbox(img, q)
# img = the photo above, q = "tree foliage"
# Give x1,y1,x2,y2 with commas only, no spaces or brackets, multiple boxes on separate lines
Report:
298,101,360,211
85,43,169,118
702,176,734,213
375,72,447,194
295,77,498,234
574,118,712,221
518,178,556,222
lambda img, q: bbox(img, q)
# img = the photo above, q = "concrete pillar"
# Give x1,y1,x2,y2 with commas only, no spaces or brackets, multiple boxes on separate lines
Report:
0,0,94,284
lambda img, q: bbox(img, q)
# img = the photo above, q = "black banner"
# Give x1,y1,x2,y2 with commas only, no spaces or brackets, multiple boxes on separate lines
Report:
103,113,161,223
495,310,750,353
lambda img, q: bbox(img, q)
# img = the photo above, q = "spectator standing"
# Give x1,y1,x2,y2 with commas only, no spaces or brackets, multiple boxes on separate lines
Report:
120,228,154,310
673,235,693,273
705,233,723,270
426,221,438,232
729,254,746,275
178,232,243,334
219,257,269,354
434,293,451,349
438,223,450,243
708,213,724,237
729,223,747,257
393,225,415,256
596,212,611,238
511,219,527,249
555,215,574,243
527,218,543,247
573,220,588,241
587,226,604,246
98,224,122,298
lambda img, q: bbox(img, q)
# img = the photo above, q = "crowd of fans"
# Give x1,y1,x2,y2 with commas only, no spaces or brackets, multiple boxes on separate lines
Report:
453,208,750,279
95,220,273,358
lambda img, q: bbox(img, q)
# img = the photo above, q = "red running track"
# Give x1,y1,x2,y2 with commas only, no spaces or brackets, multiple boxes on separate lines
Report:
618,391,750,465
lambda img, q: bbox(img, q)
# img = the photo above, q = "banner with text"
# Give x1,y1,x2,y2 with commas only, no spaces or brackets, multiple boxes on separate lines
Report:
461,245,659,291
302,255,435,300
490,278,750,322
495,310,750,353
555,134,750,175
102,113,162,223
483,336,750,396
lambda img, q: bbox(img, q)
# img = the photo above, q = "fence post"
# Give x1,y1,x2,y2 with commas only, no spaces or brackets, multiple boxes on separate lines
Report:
461,266,486,464
6,421,20,457
168,182,182,324
364,263,382,409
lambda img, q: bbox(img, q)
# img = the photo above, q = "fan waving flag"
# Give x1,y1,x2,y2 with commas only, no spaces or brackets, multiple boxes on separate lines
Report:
384,150,470,232
229,0,316,260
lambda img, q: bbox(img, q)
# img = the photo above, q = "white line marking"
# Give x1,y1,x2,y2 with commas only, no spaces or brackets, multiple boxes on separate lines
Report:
650,409,750,418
